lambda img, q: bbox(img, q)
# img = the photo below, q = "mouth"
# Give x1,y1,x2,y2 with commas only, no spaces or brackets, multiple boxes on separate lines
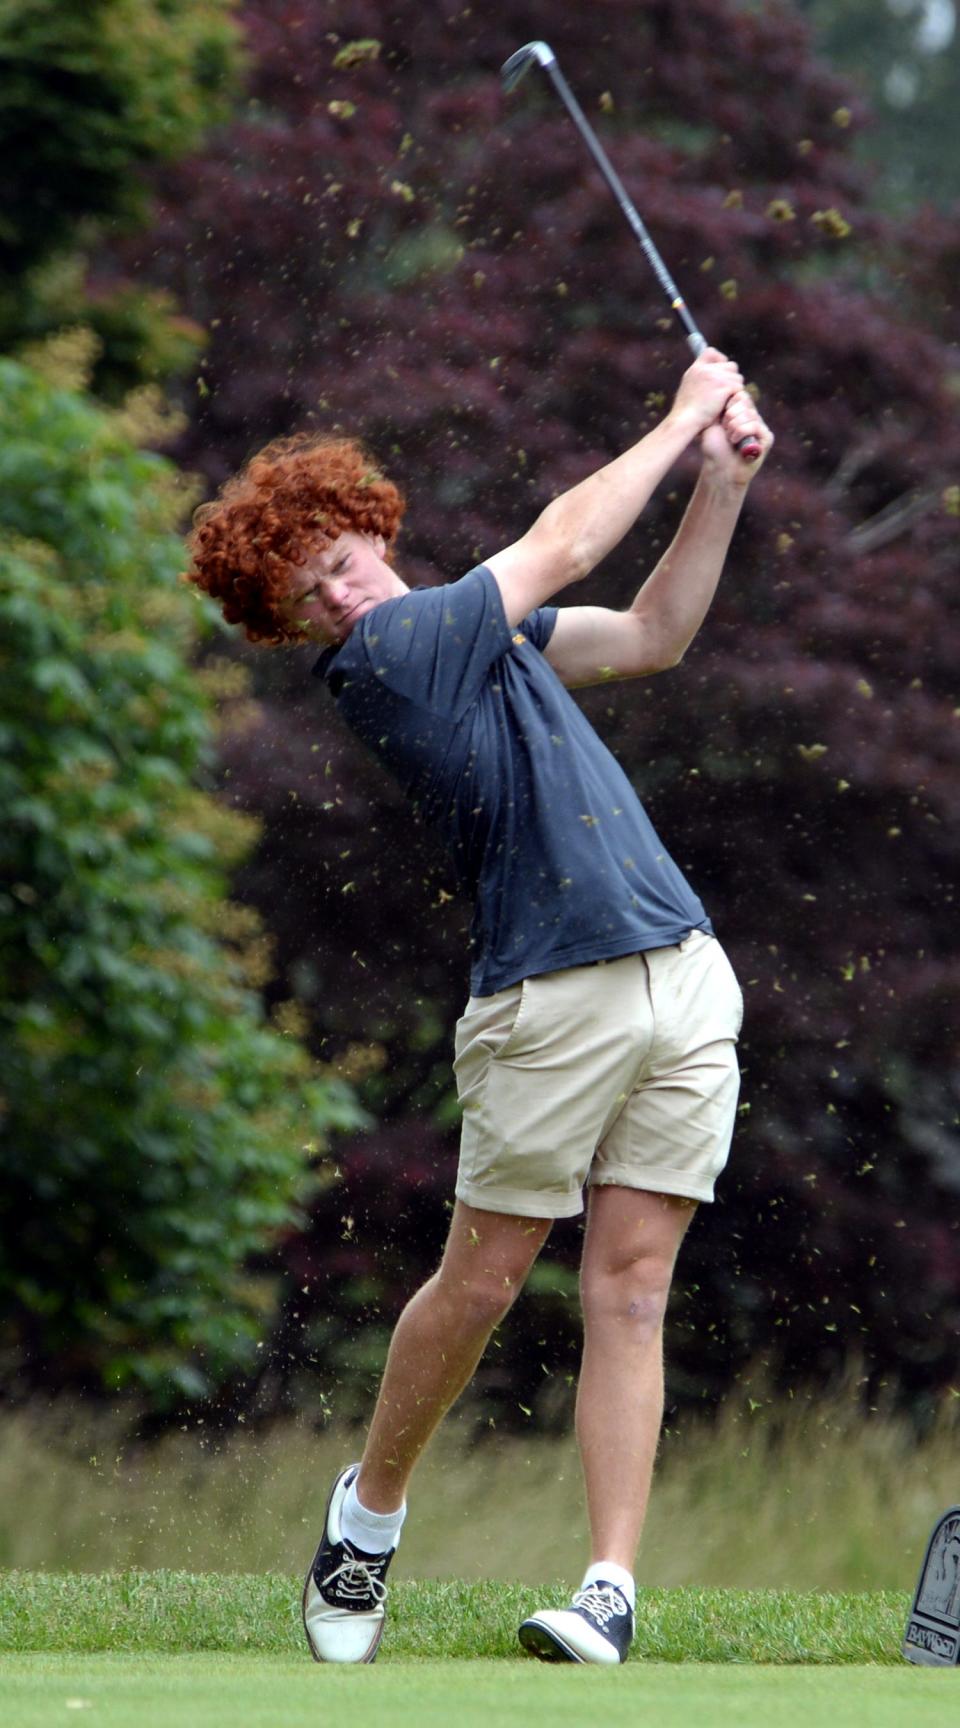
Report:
336,601,365,629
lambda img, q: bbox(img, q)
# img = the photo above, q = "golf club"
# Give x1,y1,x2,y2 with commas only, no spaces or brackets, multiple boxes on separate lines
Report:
501,40,761,462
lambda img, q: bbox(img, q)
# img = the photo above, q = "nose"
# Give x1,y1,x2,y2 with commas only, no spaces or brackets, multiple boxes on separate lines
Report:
324,577,350,611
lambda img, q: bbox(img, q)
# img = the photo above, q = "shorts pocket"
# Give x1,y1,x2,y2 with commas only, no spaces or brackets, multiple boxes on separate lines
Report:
454,979,527,1077
492,977,531,1061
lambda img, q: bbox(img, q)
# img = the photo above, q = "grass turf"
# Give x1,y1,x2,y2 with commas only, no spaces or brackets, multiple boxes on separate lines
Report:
0,1571,913,1663
1,1655,956,1728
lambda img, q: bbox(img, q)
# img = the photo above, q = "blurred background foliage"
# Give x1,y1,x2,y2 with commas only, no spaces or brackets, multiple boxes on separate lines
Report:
797,0,959,208
0,0,958,1433
0,0,245,391
0,347,364,1407
0,0,363,1411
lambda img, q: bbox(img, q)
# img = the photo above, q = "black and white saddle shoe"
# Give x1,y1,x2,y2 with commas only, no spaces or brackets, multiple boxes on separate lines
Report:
301,1464,395,1664
518,1580,634,1665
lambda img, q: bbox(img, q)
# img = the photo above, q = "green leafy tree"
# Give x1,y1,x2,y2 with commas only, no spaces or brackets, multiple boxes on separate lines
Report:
0,344,364,1407
0,0,245,394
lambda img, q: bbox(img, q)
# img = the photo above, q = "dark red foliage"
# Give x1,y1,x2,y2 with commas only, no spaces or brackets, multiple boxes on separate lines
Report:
100,0,960,1422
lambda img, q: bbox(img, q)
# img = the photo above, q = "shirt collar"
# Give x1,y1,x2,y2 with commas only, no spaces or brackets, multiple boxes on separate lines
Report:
310,585,432,681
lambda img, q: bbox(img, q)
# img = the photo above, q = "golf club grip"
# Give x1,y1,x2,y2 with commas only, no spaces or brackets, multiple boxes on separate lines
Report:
690,335,761,461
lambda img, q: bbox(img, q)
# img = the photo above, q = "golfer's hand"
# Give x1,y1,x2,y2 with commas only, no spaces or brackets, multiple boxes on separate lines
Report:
669,348,744,436
701,390,773,484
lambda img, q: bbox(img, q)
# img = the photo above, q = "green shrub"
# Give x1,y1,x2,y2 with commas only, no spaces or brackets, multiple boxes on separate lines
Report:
0,354,364,1407
0,0,243,278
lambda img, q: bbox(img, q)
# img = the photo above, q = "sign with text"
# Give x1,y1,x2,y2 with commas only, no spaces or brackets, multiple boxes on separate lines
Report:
903,1506,960,1666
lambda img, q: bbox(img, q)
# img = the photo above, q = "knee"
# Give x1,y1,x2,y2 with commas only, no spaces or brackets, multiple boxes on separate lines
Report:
581,1260,673,1336
438,1269,519,1332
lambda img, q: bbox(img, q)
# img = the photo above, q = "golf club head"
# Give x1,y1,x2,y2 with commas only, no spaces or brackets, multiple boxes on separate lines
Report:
501,40,557,93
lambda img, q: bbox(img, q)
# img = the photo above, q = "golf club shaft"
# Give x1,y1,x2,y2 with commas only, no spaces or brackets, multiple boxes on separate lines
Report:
503,43,760,461
543,58,706,357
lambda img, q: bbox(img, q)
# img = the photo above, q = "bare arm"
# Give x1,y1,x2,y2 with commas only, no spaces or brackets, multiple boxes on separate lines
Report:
485,349,746,628
629,467,746,666
544,393,774,686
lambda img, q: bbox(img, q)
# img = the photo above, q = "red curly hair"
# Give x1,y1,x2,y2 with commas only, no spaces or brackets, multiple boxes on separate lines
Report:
181,433,406,646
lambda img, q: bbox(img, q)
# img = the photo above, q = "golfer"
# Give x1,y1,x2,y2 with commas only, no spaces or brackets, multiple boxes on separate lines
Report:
183,347,772,1665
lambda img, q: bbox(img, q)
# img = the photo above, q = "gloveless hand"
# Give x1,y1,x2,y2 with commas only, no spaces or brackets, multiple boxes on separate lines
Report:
668,347,745,436
700,389,773,484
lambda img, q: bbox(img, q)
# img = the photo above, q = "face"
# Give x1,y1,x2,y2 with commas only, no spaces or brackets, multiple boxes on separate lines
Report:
283,530,408,646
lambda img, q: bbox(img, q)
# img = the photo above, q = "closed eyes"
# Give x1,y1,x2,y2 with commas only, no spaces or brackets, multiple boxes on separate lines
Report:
302,559,349,600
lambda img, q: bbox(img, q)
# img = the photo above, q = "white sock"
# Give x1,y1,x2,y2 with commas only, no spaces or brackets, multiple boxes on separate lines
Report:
340,1475,406,1554
580,1560,636,1610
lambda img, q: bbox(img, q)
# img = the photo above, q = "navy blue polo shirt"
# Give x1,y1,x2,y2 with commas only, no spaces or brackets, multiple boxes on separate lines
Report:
313,565,710,996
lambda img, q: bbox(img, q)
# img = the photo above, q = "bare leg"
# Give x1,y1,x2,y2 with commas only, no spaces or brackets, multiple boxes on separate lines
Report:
575,1186,696,1570
357,1201,552,1512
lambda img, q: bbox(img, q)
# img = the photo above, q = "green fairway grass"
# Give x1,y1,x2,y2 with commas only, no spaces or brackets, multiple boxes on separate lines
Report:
0,1571,911,1663
1,1655,956,1728
4,1575,953,1728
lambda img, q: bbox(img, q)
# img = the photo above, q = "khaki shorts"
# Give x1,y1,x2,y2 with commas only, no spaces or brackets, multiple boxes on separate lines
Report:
452,930,743,1218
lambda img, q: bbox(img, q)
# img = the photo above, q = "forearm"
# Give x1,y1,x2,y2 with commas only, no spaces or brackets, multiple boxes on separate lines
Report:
629,468,746,665
537,410,700,580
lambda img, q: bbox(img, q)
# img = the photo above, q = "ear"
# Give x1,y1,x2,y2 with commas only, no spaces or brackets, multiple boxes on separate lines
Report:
367,532,386,559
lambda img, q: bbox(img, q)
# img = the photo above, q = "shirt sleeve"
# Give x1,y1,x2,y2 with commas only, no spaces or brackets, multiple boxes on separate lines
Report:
353,564,514,718
520,604,558,651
